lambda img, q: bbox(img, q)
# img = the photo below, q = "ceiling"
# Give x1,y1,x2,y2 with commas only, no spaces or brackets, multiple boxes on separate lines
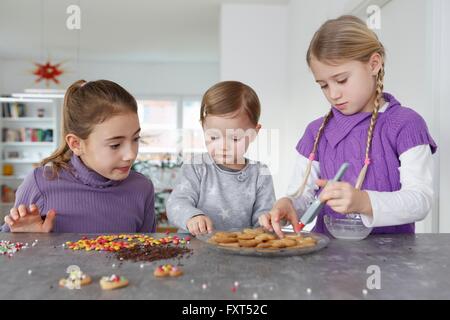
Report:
0,0,289,63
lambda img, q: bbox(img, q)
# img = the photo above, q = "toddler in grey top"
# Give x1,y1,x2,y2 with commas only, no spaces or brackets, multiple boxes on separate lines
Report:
166,81,276,235
166,153,275,232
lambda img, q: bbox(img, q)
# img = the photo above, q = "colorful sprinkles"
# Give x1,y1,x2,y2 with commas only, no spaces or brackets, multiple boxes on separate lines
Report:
63,234,193,264
64,234,191,252
101,274,126,283
0,240,29,257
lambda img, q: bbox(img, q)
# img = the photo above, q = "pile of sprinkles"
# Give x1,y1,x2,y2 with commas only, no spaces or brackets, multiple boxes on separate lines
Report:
115,243,193,263
64,234,193,263
0,240,29,258
64,234,191,252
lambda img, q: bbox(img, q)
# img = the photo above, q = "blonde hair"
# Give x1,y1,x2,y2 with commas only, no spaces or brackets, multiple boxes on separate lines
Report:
200,81,261,126
292,15,385,197
41,79,138,178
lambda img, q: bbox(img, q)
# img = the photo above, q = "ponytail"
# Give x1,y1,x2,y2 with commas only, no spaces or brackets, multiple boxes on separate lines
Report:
40,79,137,178
40,80,87,178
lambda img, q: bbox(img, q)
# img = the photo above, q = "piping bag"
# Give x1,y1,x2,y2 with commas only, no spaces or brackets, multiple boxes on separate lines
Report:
296,162,350,233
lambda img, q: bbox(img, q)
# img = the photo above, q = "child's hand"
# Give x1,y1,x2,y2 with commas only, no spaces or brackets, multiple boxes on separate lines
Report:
4,204,56,233
317,179,373,216
258,197,299,238
186,214,214,236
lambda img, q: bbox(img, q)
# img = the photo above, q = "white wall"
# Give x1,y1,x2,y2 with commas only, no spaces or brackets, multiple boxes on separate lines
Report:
286,0,449,233
286,0,350,194
435,0,450,232
0,58,219,97
370,0,447,233
219,0,365,197
220,0,448,233
0,60,4,92
286,0,447,233
220,3,289,197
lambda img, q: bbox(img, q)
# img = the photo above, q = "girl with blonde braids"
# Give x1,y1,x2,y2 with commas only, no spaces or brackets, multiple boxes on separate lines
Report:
259,15,437,238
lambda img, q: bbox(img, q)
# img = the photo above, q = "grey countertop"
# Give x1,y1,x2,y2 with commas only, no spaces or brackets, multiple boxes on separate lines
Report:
1,233,449,300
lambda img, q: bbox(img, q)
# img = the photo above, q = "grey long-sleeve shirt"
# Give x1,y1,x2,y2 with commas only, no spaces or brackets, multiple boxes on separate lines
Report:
166,153,276,232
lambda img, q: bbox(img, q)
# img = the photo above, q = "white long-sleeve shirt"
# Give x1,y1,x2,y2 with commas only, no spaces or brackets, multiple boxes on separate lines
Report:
287,144,434,228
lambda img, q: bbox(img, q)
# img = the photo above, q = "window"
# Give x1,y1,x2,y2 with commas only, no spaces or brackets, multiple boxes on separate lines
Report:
136,97,206,160
182,100,204,152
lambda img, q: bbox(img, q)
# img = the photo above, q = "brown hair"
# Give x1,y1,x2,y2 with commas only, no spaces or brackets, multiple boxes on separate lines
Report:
200,81,261,126
292,15,385,197
41,79,138,177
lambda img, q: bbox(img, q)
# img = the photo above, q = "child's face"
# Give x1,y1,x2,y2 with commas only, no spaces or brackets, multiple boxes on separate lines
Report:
203,110,260,166
78,112,141,181
310,55,382,115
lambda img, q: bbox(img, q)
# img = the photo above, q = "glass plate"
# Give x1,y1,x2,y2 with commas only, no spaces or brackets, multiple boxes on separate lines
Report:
197,230,330,257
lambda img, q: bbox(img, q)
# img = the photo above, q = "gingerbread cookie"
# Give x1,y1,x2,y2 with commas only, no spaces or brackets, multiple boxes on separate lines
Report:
153,264,184,278
238,239,259,247
270,240,286,248
214,237,238,244
215,232,238,238
237,233,257,240
256,242,273,249
255,233,276,242
99,274,129,290
281,238,297,247
212,232,239,244
218,242,240,248
295,237,316,247
243,228,264,235
285,234,303,240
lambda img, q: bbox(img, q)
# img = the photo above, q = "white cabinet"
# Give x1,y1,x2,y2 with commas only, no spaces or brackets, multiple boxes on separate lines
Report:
0,97,61,218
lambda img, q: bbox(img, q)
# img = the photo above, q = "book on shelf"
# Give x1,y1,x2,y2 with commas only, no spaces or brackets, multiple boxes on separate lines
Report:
2,128,53,143
1,102,26,118
1,184,16,203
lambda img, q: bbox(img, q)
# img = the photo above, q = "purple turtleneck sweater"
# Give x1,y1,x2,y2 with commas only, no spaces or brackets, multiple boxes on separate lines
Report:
1,155,156,233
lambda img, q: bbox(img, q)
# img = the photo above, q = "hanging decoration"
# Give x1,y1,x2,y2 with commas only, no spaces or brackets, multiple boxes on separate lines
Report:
29,0,68,87
32,61,65,86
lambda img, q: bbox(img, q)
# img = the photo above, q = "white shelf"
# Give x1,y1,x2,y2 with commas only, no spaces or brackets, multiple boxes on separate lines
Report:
1,175,26,180
1,96,60,205
0,202,14,208
1,142,54,147
1,117,54,122
0,202,14,207
12,90,65,99
0,159,40,164
0,97,54,103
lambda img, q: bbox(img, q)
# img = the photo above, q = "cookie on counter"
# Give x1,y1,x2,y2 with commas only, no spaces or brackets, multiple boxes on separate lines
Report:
99,274,129,290
153,264,184,278
59,267,92,289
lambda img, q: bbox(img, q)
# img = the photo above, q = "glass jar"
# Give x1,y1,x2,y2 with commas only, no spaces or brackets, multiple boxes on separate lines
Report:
324,213,372,240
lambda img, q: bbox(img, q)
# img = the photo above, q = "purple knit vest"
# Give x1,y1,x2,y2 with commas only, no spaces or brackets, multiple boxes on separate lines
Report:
296,93,437,235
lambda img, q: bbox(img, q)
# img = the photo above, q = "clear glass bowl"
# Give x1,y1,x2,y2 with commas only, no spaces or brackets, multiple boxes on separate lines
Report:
324,214,372,240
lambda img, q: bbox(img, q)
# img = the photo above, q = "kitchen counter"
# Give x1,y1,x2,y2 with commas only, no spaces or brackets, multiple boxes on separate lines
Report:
1,233,449,300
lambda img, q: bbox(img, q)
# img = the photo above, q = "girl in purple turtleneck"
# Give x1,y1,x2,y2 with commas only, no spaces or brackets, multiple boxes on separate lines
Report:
2,80,155,233
259,15,437,238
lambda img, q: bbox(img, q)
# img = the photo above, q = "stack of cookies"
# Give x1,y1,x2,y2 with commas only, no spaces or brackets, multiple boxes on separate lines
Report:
207,228,317,250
